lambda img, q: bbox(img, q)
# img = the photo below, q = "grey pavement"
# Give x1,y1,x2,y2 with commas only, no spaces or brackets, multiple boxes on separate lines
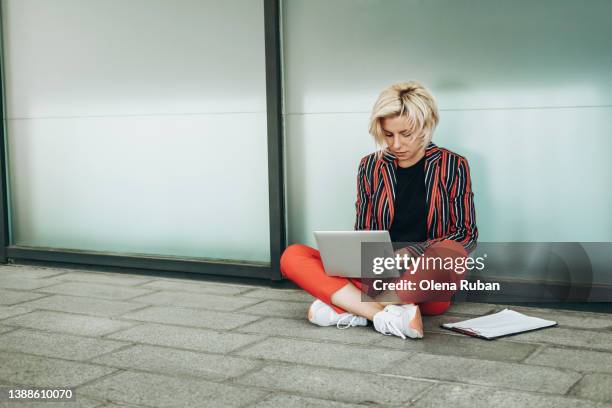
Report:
0,263,611,407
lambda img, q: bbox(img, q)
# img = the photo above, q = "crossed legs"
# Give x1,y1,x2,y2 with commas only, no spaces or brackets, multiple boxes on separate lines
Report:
280,243,454,321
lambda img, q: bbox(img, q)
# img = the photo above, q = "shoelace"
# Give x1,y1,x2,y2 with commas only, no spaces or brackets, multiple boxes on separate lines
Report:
378,319,406,339
336,314,360,330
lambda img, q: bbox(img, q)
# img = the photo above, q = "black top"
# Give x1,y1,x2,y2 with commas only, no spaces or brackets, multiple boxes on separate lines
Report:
389,155,427,247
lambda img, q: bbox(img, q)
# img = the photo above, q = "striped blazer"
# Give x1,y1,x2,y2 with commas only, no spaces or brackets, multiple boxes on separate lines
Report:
354,142,478,254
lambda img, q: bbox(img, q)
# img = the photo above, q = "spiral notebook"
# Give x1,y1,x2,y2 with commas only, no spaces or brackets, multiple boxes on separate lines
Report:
441,308,557,340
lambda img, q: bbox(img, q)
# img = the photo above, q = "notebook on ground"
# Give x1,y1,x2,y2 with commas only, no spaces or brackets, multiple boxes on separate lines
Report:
441,308,557,340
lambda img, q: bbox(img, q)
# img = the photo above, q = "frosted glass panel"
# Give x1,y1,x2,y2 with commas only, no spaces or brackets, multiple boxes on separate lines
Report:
3,0,266,118
283,0,612,249
3,0,270,262
282,0,612,113
7,114,270,262
435,107,612,243
286,108,612,246
285,114,373,248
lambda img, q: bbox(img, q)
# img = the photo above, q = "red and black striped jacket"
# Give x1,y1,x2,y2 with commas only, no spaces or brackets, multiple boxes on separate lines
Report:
354,142,478,254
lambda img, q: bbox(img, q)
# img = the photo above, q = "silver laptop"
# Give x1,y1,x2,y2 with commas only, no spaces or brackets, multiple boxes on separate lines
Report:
313,230,400,278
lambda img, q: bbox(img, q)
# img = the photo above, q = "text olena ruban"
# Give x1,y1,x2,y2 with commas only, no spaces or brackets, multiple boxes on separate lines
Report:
372,253,487,275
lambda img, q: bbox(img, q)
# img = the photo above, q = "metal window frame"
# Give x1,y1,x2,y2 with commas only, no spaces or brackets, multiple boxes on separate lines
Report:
0,0,286,280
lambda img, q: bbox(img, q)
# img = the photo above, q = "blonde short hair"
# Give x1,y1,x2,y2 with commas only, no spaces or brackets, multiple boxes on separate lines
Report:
369,81,439,158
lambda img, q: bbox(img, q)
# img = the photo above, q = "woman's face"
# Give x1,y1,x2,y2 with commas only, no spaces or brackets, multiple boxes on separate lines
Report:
381,115,426,167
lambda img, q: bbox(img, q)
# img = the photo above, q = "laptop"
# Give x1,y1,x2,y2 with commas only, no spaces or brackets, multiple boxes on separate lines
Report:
313,230,400,278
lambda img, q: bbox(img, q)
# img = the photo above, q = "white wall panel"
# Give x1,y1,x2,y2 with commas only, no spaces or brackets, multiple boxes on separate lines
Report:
7,114,270,262
3,0,266,118
282,0,612,114
283,0,612,251
3,0,270,262
286,108,612,246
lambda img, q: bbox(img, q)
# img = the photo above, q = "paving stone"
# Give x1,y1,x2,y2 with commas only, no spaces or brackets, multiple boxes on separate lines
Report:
91,344,260,381
0,351,116,387
3,264,611,407
446,302,497,315
139,279,251,295
10,278,70,289
513,326,612,351
0,396,105,408
79,370,267,407
95,403,144,408
46,271,153,286
422,314,470,334
234,363,432,405
241,288,316,302
252,394,366,408
0,276,59,291
0,310,137,337
389,353,581,394
371,331,537,362
510,306,612,330
0,305,33,321
571,373,612,403
525,347,612,374
120,305,260,330
412,382,608,408
542,313,612,330
237,317,381,345
106,323,264,353
0,290,47,306
17,295,145,317
236,337,411,372
239,300,309,319
35,282,154,301
0,266,65,279
0,328,128,361
130,290,260,311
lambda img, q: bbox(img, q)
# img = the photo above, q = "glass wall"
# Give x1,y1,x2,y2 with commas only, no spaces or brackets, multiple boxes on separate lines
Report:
3,0,611,271
282,0,612,247
2,0,270,263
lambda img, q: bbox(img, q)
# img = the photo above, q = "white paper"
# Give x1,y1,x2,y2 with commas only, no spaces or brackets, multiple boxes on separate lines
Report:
442,308,557,339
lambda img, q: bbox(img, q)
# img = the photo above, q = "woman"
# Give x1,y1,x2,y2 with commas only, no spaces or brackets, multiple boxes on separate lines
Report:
280,81,478,339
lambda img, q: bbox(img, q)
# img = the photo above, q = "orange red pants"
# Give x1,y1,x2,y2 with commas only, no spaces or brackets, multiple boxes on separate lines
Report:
280,240,467,316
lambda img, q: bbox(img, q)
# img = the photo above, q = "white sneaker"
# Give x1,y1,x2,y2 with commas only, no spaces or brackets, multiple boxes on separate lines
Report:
401,304,424,337
373,304,424,339
307,299,368,329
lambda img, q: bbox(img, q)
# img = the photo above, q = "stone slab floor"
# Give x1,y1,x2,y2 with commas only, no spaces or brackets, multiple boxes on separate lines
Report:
0,263,611,407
